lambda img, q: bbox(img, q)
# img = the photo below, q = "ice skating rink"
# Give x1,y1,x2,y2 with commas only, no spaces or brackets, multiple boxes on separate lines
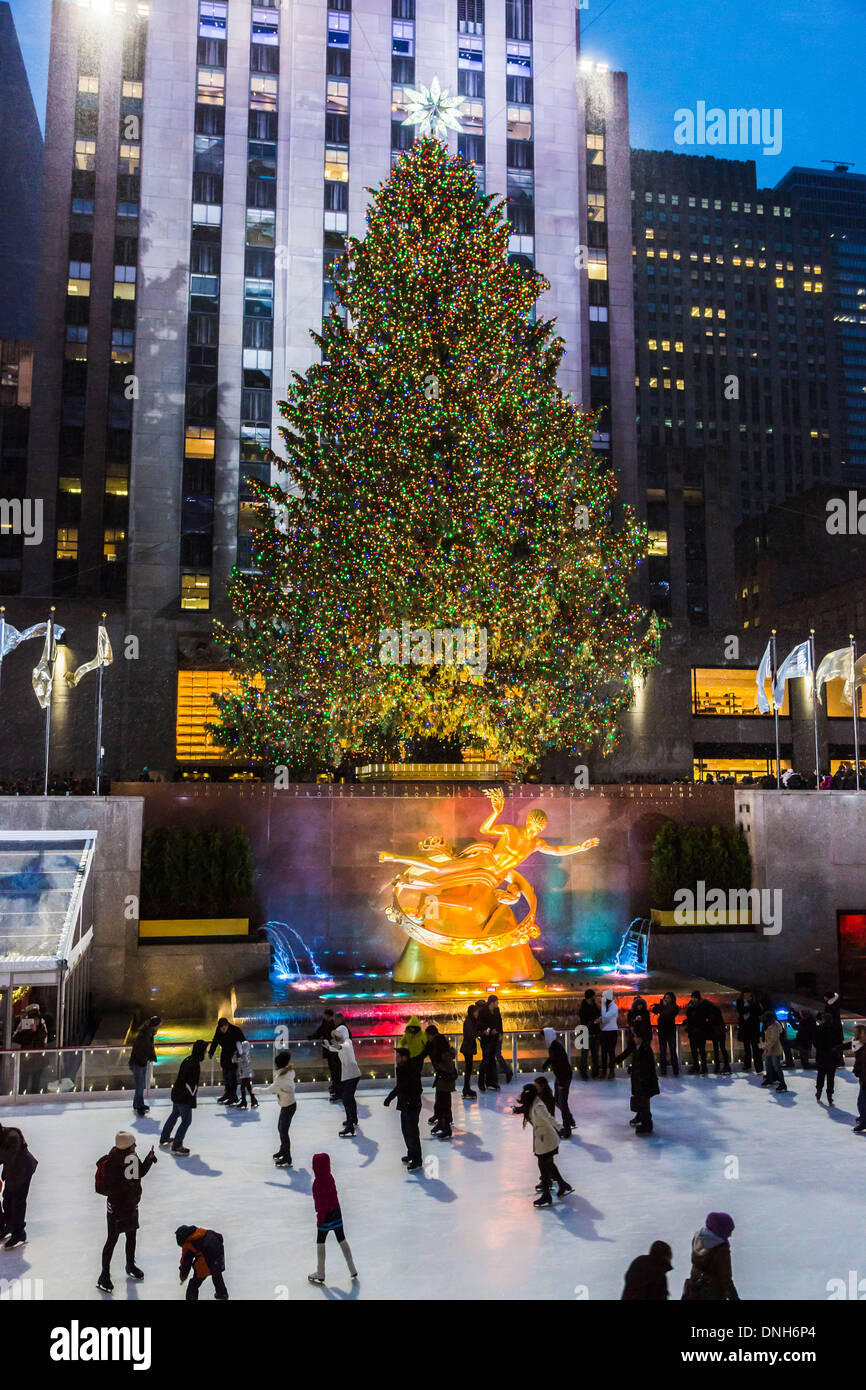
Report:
3,1068,863,1301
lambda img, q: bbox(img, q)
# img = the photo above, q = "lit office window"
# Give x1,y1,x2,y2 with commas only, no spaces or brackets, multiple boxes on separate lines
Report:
56,528,79,561
692,667,790,717
197,69,226,105
78,75,99,94
74,139,97,171
180,572,211,612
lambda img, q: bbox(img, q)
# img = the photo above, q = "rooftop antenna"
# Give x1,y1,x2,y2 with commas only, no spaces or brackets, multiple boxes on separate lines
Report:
821,160,854,173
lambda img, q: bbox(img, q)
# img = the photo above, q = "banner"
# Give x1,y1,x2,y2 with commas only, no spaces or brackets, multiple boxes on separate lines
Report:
1,619,66,659
815,646,854,706
65,624,113,688
32,622,58,710
772,639,812,711
755,639,773,714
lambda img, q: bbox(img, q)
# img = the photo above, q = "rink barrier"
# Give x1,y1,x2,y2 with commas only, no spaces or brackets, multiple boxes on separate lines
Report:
1,1021,863,1102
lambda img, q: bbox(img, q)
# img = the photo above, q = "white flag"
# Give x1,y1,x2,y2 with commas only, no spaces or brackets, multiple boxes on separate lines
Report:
773,639,813,710
32,623,58,709
756,640,773,714
1,619,66,659
65,625,113,688
815,647,854,706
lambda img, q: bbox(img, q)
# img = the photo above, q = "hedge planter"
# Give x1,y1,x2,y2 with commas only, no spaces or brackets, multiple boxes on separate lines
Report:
650,908,754,933
140,918,250,941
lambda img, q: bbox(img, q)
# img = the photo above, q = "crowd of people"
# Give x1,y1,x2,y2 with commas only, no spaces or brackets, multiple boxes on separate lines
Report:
1,985,863,1300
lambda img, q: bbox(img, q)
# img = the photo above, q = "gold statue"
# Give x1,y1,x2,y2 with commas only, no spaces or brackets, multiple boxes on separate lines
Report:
380,788,599,984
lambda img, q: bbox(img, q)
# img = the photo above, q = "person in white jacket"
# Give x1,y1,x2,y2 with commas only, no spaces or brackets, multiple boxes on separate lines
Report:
325,1025,361,1137
266,1051,296,1167
515,1082,573,1208
599,989,620,1080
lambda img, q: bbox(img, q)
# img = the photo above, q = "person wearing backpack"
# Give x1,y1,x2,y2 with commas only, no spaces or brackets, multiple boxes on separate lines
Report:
95,1131,157,1293
176,1225,229,1300
0,1122,38,1250
159,1040,206,1156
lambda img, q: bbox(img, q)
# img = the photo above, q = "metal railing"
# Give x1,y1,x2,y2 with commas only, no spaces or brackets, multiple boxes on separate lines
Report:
1,1021,862,1100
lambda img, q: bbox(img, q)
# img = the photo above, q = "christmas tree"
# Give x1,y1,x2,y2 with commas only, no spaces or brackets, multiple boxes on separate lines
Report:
211,138,659,774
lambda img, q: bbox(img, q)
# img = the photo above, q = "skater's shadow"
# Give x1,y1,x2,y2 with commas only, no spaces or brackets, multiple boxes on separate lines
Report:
770,1091,797,1108
224,1108,261,1127
570,1135,613,1163
349,1132,378,1168
176,1155,222,1177
265,1167,312,1194
821,1103,858,1126
320,1281,361,1301
550,1192,609,1242
411,1171,458,1202
449,1130,493,1162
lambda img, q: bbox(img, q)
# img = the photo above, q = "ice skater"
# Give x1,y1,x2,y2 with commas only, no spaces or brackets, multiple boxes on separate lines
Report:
234,1038,258,1109
0,1122,38,1250
308,1007,340,1102
760,1012,787,1093
815,1010,843,1105
176,1225,229,1300
541,1027,575,1137
599,989,619,1079
431,1040,457,1139
459,1004,480,1097
621,1241,673,1300
95,1131,157,1293
683,1212,739,1301
616,1021,659,1135
307,1153,359,1286
160,1039,206,1156
129,1014,161,1117
268,1050,297,1166
207,1016,246,1105
513,1081,573,1208
651,992,680,1076
325,1024,361,1137
384,1045,423,1170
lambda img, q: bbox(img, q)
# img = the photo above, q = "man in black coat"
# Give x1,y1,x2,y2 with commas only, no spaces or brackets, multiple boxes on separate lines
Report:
129,1015,161,1117
475,998,497,1091
207,1017,246,1105
308,1008,339,1102
621,1241,673,1299
736,990,763,1073
97,1131,157,1291
577,989,601,1079
542,1027,575,1137
384,1047,424,1170
685,992,710,1075
487,995,513,1085
616,1025,660,1134
0,1123,38,1249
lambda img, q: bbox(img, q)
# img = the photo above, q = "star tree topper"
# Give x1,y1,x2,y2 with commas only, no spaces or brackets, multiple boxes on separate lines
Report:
401,75,465,141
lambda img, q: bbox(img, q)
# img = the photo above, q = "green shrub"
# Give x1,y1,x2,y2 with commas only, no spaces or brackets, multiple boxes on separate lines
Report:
650,821,751,905
140,826,255,919
649,822,680,909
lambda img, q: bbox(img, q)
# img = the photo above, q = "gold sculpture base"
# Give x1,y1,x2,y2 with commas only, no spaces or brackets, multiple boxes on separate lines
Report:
392,938,545,985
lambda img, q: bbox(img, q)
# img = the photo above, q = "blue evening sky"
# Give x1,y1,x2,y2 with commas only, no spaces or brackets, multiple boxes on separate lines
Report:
9,0,866,187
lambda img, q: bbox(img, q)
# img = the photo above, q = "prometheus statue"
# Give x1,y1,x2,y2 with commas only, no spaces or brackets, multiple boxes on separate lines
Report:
380,788,599,984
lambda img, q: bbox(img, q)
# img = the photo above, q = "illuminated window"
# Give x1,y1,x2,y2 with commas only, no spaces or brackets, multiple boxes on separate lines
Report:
826,679,865,719
78,75,99,94
327,79,349,113
324,145,349,181
105,475,129,496
587,250,607,281
122,79,143,99
67,277,91,298
104,528,126,562
176,669,265,761
692,667,790,717
252,7,279,43
185,425,215,459
113,280,136,300
59,476,82,494
648,339,657,351
74,139,96,171
181,572,211,611
56,528,78,561
199,0,227,39
586,133,604,165
675,378,684,390
197,69,225,105
507,105,532,139
692,756,791,784
461,100,484,133
391,19,413,55
250,76,278,110
119,142,141,174
246,208,276,246
647,530,667,556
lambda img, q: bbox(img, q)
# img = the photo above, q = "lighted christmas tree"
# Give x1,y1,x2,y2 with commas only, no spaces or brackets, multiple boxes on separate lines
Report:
211,138,659,773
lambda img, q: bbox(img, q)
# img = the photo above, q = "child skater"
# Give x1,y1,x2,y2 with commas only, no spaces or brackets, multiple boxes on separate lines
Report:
307,1153,358,1286
268,1050,297,1166
234,1038,257,1110
176,1225,229,1300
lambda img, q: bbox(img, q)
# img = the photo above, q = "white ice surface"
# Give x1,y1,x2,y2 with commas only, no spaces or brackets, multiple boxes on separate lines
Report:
2,1068,863,1301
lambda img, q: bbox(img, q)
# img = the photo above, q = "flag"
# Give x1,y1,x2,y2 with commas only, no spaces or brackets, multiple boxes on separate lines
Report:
815,647,854,706
756,640,773,714
1,619,66,660
32,622,58,709
65,624,113,688
772,639,813,710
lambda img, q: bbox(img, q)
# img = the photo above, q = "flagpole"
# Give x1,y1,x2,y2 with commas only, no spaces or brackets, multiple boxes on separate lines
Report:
809,629,820,785
771,629,781,789
95,614,106,795
852,633,861,791
0,606,5,698
43,607,55,796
